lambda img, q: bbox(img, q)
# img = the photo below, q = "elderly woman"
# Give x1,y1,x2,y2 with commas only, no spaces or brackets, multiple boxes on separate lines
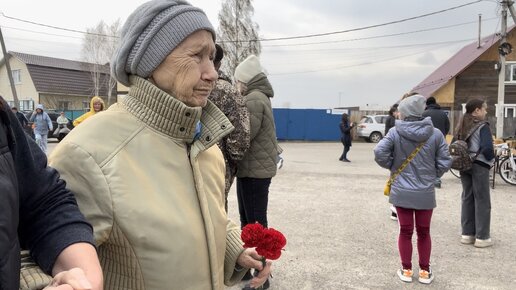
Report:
49,1,271,289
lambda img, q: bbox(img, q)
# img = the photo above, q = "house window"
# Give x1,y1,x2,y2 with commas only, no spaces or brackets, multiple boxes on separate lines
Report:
19,100,34,111
58,101,70,111
505,62,516,83
12,70,21,84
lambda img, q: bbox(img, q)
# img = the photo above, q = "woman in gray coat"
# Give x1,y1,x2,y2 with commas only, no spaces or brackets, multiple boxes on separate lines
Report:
374,95,451,285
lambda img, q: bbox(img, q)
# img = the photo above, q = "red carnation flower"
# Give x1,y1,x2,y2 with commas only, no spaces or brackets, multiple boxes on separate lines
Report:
241,223,265,248
255,228,287,260
241,223,286,260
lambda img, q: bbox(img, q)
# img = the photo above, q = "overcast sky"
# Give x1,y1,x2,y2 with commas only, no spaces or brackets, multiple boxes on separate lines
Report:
0,0,508,109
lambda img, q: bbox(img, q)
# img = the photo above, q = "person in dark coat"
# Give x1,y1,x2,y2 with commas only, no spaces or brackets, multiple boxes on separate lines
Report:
339,113,354,162
385,104,399,136
423,96,450,188
0,95,102,290
11,106,28,127
422,97,450,137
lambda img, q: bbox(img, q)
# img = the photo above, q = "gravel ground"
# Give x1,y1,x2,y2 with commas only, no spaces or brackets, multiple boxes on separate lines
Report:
224,142,516,290
48,141,516,289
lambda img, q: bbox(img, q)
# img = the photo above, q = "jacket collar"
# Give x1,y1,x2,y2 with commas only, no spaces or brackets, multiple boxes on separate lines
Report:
122,76,234,151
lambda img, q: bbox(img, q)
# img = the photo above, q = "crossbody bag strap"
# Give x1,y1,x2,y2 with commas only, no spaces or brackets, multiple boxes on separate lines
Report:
388,142,425,184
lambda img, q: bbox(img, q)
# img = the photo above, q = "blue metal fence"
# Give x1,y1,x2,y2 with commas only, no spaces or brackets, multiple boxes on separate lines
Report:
273,108,342,141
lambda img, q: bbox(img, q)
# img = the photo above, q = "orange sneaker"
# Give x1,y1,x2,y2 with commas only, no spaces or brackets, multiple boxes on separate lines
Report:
418,269,434,284
397,268,413,283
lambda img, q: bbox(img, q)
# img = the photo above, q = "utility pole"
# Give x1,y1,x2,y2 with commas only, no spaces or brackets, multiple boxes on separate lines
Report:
496,1,508,138
0,27,19,106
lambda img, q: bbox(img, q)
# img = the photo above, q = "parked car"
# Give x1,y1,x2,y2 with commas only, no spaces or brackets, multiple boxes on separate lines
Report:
24,111,74,142
356,115,388,143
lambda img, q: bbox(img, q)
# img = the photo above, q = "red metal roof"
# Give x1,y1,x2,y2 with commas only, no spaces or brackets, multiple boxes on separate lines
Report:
411,26,515,97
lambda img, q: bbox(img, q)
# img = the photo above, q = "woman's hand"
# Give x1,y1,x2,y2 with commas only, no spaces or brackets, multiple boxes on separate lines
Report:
236,248,272,289
44,268,92,290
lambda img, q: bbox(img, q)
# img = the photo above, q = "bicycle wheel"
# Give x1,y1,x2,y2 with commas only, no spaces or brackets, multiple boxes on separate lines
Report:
499,157,516,185
450,168,461,178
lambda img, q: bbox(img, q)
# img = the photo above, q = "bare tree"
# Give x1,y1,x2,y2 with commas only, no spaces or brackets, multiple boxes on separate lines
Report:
217,0,261,77
81,20,121,105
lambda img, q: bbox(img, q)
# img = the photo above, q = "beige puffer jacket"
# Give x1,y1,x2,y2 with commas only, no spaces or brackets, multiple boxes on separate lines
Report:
49,77,246,290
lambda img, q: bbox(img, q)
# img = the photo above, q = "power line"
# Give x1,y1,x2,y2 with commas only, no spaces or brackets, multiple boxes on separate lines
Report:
221,0,485,43
262,17,498,48
0,12,119,38
269,39,473,76
264,38,477,54
2,0,486,43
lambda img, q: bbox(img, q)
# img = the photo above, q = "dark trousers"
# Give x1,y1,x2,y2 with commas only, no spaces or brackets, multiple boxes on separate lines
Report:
339,145,350,160
460,163,491,239
236,177,271,228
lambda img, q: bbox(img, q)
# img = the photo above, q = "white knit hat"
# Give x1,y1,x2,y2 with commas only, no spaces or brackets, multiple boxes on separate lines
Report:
234,55,263,84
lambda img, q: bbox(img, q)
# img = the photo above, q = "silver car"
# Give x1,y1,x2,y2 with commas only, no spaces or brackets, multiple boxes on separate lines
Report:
356,115,388,143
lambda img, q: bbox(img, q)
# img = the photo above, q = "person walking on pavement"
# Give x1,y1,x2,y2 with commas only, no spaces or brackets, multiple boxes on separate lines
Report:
455,99,495,248
339,113,354,162
423,96,450,188
374,94,451,284
49,1,271,289
1,96,103,290
30,104,52,154
209,44,250,211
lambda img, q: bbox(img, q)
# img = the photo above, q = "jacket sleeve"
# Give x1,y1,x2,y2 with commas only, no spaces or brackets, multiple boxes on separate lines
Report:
434,130,452,177
9,110,95,275
479,125,495,161
224,220,246,286
29,112,36,122
45,113,53,131
246,95,265,141
49,141,114,247
374,131,395,170
223,86,251,162
444,115,450,135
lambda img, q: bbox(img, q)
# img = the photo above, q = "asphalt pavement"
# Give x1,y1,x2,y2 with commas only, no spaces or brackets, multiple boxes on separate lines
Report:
47,141,516,290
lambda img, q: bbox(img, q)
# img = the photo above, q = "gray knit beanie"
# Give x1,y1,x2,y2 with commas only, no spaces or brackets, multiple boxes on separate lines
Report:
111,0,215,86
398,94,426,119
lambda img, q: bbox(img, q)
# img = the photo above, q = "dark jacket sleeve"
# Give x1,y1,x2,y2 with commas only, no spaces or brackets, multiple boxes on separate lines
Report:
479,125,494,161
8,109,94,274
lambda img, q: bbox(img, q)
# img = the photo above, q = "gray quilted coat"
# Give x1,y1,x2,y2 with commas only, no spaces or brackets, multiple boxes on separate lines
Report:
374,117,451,209
237,73,279,178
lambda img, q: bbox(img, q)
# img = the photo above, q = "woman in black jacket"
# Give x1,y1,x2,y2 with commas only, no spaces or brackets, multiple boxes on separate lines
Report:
339,113,354,162
0,96,102,289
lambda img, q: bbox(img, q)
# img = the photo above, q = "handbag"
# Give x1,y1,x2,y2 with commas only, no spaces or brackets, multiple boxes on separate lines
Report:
384,142,425,196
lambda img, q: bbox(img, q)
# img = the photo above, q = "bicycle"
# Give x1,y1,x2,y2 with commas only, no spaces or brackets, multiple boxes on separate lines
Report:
496,143,516,185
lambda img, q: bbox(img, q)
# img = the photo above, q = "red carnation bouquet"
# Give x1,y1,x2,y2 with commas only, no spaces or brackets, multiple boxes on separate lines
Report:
241,223,287,261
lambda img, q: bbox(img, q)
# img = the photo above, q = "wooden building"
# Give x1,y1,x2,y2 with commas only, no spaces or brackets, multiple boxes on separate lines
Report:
412,27,516,137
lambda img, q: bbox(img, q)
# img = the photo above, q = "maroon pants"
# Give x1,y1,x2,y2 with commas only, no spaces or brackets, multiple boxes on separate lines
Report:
396,207,433,271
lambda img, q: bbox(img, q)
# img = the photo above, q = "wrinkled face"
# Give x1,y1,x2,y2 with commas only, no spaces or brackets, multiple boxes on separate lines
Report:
150,30,217,107
472,103,488,120
93,101,102,112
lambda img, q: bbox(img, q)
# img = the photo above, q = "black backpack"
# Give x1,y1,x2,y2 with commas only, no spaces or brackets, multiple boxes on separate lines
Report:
449,122,486,171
